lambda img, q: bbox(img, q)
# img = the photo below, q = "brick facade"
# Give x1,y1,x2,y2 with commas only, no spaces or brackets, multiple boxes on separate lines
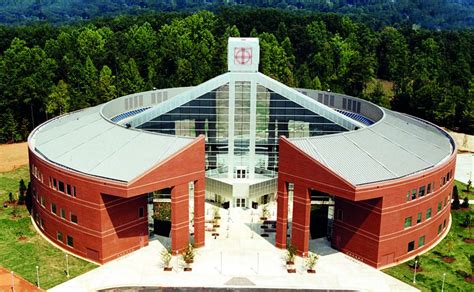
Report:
277,137,456,269
29,136,205,264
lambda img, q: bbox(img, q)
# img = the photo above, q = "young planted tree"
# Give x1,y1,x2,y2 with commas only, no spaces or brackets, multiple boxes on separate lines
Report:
8,192,14,203
182,244,195,271
18,179,27,205
467,179,472,193
161,248,173,271
461,197,470,209
452,185,461,210
305,252,319,273
285,242,297,273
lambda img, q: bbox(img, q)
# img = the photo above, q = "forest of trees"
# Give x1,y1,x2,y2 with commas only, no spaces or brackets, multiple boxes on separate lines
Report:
0,8,473,143
0,1,473,29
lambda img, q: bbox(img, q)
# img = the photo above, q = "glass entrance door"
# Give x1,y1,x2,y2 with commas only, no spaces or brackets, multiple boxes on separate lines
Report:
236,198,246,207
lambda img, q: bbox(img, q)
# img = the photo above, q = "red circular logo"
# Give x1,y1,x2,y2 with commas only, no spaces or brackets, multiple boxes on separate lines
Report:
234,47,252,65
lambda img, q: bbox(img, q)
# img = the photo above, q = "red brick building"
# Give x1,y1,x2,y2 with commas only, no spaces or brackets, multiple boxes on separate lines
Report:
28,38,455,268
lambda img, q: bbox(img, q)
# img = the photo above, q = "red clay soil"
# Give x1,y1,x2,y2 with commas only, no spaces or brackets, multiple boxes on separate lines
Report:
0,267,42,291
463,238,474,243
465,275,474,283
441,256,456,263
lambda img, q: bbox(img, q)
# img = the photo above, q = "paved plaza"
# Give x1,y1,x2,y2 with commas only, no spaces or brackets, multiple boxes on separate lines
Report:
455,153,473,185
51,203,416,292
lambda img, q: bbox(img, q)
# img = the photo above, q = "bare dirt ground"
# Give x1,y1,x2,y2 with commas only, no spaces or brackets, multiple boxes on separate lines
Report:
447,130,474,153
0,266,42,291
0,142,28,173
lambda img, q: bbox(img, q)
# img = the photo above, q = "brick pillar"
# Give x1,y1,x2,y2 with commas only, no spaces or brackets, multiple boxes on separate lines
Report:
276,178,288,249
291,184,310,255
171,183,189,253
193,178,205,248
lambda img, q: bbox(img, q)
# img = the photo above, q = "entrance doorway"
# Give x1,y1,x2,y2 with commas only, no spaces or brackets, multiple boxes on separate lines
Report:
309,189,334,240
236,167,247,179
235,198,246,208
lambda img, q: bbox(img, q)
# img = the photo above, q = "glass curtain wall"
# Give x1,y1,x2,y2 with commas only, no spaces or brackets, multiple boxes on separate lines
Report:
137,83,347,180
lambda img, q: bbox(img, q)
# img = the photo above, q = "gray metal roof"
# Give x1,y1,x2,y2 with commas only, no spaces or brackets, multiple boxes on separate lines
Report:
30,105,194,182
290,109,454,186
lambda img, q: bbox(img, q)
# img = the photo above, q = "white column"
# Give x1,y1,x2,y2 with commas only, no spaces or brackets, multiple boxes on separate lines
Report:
248,80,257,179
227,77,235,179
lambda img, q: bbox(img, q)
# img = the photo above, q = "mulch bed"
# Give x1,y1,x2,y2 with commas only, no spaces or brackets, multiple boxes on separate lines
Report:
441,256,456,263
465,275,474,283
463,238,474,244
18,236,27,241
408,266,423,273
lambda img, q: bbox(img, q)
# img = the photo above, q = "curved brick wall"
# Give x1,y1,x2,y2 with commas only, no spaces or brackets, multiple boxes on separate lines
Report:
276,136,456,269
28,134,205,264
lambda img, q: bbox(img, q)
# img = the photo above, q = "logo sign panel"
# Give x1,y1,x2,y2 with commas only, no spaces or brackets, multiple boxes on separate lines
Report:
234,47,253,65
228,38,259,72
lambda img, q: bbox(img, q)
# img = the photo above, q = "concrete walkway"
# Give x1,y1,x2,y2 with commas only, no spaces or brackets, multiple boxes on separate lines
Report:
455,153,473,184
51,203,416,292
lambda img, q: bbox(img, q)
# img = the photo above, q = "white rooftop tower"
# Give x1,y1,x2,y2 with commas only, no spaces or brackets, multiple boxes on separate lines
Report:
227,38,260,72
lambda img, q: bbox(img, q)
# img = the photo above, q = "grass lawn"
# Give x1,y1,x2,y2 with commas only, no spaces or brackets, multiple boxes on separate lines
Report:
383,190,473,291
0,166,97,289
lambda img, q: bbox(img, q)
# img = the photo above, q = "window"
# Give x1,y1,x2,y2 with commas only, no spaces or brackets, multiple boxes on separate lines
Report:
438,202,442,213
73,186,77,197
53,178,57,189
67,184,72,196
443,219,446,229
438,224,442,234
427,183,432,194
418,236,425,247
411,189,417,200
57,231,63,242
70,213,78,224
444,197,447,207
404,217,412,228
419,186,425,197
407,240,415,252
417,212,422,224
406,191,411,202
58,181,65,193
60,208,66,219
67,235,74,247
337,209,343,221
447,171,450,181
139,207,144,218
40,196,45,207
51,203,56,215
442,176,446,186
426,208,432,219
40,218,45,230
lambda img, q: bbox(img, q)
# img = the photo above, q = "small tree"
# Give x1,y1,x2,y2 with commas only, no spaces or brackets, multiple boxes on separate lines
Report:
261,205,270,220
461,197,470,208
452,186,461,210
467,179,472,192
18,179,26,205
182,244,195,264
305,252,319,272
444,233,455,257
161,248,172,270
213,207,220,219
286,242,297,264
8,192,13,203
464,214,472,228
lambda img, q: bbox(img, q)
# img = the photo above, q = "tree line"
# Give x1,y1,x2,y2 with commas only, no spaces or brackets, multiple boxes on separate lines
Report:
0,8,473,143
1,1,473,29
